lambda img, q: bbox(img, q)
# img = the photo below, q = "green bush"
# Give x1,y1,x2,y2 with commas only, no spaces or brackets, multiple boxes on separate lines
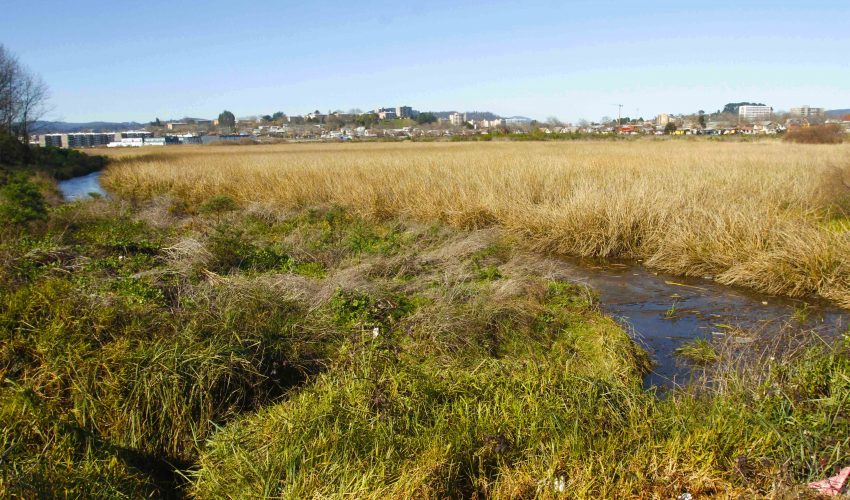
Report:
198,195,238,215
206,226,292,273
0,131,33,166
0,174,48,225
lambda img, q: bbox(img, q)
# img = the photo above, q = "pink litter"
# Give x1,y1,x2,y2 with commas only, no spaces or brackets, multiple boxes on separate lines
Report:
808,467,850,497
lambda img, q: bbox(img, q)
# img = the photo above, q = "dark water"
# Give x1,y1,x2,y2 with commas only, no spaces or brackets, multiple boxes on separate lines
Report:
57,171,106,201
555,258,848,388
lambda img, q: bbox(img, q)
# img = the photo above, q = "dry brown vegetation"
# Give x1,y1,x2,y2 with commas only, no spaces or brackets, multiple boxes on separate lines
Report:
783,124,846,144
101,141,850,307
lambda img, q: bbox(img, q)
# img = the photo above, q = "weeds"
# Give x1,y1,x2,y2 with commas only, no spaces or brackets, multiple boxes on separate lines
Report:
665,298,681,319
675,338,719,365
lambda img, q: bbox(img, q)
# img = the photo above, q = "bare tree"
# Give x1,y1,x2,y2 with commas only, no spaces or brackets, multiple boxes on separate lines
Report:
15,72,48,138
546,116,564,127
0,45,19,132
0,44,50,139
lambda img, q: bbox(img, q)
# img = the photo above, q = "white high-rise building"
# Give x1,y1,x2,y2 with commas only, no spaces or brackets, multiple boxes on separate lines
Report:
738,105,772,121
449,112,466,126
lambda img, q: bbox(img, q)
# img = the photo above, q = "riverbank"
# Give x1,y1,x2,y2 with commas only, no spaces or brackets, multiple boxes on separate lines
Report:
1,195,848,497
57,169,850,387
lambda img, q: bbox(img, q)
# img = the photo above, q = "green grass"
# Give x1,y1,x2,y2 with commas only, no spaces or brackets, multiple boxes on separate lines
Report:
675,338,719,365
1,193,848,498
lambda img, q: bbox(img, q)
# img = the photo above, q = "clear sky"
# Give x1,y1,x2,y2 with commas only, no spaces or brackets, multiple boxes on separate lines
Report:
2,0,848,123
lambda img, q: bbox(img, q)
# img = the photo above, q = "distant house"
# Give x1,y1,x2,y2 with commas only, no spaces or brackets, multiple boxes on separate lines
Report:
753,121,782,134
305,110,326,122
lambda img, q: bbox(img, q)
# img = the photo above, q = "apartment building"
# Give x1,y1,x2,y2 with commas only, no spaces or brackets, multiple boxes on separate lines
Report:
120,130,153,139
738,105,772,121
38,134,63,147
790,105,825,119
38,132,118,149
449,112,466,126
375,107,397,120
395,106,416,118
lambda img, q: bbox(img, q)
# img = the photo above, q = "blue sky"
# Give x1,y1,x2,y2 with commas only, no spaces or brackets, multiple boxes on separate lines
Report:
2,0,848,122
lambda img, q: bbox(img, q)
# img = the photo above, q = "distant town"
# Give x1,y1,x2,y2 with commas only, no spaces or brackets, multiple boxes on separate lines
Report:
31,103,850,149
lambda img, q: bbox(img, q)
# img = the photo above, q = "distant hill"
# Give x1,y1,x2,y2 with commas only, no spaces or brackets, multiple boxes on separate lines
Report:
31,121,145,134
826,109,850,117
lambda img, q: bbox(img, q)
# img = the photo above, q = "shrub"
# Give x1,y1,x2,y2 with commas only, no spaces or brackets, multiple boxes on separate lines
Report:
0,131,33,166
0,174,48,225
206,226,291,273
198,195,237,215
783,124,845,144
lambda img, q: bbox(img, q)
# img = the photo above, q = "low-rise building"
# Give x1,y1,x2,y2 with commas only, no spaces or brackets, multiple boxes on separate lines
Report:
201,134,256,144
119,130,153,139
107,135,179,147
175,134,202,145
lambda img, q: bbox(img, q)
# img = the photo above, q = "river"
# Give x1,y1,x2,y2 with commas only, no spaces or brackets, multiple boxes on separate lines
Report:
554,258,847,387
56,170,106,201
56,172,848,388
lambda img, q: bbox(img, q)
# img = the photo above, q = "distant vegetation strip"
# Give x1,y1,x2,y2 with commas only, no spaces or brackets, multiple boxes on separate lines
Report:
1,132,106,180
102,141,850,308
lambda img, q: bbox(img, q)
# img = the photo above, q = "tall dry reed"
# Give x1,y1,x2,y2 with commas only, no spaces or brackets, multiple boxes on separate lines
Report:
102,141,850,306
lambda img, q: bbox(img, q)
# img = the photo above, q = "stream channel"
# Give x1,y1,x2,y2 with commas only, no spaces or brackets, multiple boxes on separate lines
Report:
58,172,849,388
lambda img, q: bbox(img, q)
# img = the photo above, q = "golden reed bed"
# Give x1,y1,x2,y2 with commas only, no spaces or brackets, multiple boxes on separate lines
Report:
101,140,850,307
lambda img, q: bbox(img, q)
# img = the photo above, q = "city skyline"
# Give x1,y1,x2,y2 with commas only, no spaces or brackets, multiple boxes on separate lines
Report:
2,0,849,123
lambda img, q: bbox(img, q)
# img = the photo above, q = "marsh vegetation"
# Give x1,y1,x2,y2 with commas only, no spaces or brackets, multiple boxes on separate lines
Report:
103,140,850,307
2,139,850,497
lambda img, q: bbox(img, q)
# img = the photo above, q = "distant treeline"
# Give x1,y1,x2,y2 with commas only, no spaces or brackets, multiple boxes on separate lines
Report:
721,102,766,114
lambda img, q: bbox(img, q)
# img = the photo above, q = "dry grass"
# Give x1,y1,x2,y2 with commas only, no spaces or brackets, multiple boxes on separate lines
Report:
101,141,850,307
784,124,846,144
